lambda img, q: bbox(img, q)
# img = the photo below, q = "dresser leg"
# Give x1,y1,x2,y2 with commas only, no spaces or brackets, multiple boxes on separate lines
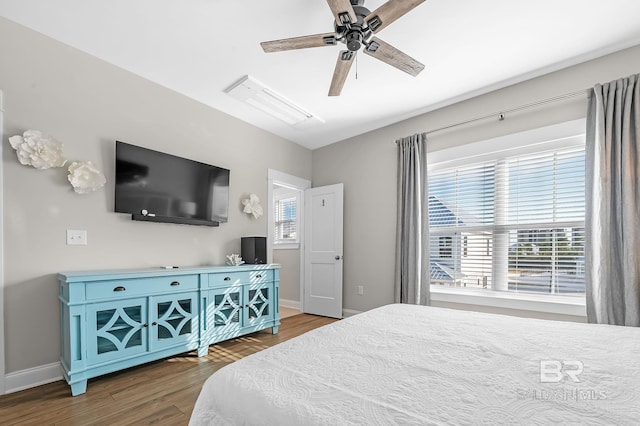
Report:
272,326,279,335
197,345,209,357
70,380,87,396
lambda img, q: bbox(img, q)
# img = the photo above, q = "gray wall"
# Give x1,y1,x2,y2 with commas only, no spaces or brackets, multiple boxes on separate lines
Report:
273,249,300,303
0,18,312,374
313,44,640,317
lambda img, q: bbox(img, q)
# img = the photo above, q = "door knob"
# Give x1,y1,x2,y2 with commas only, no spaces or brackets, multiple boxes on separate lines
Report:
335,255,342,260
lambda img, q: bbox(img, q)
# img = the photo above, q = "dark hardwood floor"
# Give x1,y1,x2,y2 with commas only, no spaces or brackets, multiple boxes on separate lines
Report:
0,314,338,426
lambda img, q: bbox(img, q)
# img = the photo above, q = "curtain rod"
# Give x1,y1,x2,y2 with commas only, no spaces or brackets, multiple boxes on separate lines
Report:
421,88,589,136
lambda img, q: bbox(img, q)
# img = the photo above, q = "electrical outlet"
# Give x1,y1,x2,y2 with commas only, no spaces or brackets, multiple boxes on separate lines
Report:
67,229,87,245
357,285,364,296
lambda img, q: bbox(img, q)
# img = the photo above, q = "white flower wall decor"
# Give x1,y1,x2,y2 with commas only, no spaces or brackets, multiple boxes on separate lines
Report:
9,129,107,195
242,193,263,219
67,161,107,194
8,130,67,169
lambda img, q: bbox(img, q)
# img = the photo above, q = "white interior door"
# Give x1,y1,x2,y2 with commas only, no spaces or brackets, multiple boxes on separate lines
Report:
303,183,343,318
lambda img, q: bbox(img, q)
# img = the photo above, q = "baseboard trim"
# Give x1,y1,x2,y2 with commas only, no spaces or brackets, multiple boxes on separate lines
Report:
281,299,362,319
279,298,301,310
342,309,362,318
5,362,63,394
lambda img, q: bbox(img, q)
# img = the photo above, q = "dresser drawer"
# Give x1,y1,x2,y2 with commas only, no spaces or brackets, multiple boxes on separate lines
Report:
209,270,273,288
86,275,199,300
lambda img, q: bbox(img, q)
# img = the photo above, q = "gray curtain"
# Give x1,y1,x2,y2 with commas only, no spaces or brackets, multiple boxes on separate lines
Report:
586,73,640,326
395,133,430,305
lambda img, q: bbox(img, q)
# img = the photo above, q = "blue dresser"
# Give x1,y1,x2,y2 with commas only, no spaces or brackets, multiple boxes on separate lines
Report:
58,264,280,396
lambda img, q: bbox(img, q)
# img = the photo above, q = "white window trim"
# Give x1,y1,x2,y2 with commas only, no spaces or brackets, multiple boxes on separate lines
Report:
428,119,587,314
273,242,300,250
431,286,586,316
267,170,310,264
428,119,586,170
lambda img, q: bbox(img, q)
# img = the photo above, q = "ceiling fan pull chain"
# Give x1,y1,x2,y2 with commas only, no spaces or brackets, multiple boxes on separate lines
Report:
355,53,358,80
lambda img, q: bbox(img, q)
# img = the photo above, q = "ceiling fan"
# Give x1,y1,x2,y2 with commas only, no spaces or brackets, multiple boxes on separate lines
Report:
260,0,426,96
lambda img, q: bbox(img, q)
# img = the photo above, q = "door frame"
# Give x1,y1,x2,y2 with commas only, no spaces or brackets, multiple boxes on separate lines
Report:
267,169,311,311
1,90,5,394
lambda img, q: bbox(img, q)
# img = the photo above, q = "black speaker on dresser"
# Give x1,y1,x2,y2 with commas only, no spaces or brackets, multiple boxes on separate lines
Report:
241,236,267,264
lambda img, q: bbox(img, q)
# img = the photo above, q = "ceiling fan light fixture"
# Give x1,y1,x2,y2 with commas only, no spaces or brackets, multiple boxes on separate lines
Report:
346,31,363,51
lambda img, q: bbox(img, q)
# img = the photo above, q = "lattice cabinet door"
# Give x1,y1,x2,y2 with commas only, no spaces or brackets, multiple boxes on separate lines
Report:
149,292,199,351
86,297,148,364
244,283,274,328
208,286,243,338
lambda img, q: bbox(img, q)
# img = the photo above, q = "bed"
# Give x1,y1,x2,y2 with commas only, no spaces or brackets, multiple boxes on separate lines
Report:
190,304,640,425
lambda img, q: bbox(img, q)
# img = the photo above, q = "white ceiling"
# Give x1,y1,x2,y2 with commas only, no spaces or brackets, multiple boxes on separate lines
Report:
2,0,640,150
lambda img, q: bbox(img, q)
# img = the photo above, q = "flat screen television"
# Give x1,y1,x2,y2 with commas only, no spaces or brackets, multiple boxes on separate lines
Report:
115,141,230,226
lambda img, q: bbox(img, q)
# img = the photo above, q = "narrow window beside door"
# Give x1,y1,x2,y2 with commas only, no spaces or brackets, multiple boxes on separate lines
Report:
274,190,300,247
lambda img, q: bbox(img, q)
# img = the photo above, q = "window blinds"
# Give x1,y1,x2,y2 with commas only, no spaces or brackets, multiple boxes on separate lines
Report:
428,146,585,294
274,196,297,243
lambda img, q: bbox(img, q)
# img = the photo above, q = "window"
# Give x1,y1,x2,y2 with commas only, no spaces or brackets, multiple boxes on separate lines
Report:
269,170,309,254
274,192,299,245
428,135,585,296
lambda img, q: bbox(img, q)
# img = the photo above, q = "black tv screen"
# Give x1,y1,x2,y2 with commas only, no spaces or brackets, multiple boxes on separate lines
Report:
115,141,229,226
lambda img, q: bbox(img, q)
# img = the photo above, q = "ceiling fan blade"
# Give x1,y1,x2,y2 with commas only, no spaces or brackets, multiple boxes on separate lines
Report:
329,50,356,96
261,33,337,52
365,0,426,33
363,36,424,76
326,0,358,26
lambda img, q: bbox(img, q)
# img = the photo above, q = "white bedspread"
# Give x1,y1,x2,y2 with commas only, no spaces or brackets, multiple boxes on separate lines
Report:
190,304,640,425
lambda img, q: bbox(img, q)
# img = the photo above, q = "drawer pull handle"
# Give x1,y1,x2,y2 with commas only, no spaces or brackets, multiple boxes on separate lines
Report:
152,322,158,326
170,281,180,286
256,274,262,278
143,323,148,328
223,276,231,281
113,286,126,292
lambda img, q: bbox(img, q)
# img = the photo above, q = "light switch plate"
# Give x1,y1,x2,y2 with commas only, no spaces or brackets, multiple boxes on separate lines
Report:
67,229,87,245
